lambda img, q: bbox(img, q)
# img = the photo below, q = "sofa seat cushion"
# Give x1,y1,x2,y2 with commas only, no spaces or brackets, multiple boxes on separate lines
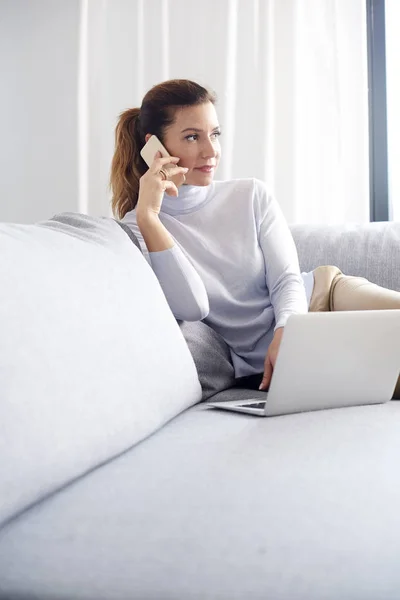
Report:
1,402,399,600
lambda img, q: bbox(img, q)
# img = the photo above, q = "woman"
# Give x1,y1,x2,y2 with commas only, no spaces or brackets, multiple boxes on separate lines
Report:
110,79,400,397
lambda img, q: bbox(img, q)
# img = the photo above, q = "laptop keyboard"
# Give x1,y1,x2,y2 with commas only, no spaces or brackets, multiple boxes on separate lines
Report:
241,402,266,409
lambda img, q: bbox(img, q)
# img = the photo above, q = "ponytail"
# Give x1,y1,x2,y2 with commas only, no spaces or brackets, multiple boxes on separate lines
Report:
109,107,146,219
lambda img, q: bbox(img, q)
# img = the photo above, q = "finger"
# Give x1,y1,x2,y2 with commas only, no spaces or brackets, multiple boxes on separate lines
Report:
163,181,179,197
259,360,272,391
171,172,186,187
163,166,189,177
150,154,180,172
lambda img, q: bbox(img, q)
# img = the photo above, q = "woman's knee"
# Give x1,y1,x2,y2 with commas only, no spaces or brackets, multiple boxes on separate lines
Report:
309,265,342,312
330,274,400,311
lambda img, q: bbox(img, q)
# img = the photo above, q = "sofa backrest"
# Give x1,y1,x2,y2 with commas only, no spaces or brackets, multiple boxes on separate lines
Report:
0,212,201,527
290,221,400,292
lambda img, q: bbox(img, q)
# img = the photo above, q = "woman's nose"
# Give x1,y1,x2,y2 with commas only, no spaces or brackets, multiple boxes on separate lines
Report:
201,140,217,158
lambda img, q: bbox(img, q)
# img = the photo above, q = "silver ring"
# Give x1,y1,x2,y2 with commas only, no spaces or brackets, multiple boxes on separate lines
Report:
159,168,168,181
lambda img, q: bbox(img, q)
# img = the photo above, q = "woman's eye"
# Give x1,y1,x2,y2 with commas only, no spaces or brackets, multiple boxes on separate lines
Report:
185,131,221,142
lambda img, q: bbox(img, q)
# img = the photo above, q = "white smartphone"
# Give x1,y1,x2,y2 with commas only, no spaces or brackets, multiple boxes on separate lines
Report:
140,135,176,169
140,135,184,190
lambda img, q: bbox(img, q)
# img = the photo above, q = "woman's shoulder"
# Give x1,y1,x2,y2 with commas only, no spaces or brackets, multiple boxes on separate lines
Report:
120,208,138,225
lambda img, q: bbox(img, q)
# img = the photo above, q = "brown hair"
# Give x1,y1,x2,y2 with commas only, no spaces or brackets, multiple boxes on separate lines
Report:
109,79,217,219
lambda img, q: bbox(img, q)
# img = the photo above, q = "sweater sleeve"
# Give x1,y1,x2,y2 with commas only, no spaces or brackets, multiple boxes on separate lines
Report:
255,181,308,329
121,216,209,322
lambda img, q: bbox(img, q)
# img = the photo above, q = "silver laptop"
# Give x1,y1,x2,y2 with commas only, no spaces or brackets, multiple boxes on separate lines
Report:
207,310,400,417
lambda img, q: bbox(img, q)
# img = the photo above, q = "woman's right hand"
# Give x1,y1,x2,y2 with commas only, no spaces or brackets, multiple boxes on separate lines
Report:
137,151,188,217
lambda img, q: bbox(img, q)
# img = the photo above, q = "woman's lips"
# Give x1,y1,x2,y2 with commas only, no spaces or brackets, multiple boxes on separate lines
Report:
195,166,215,173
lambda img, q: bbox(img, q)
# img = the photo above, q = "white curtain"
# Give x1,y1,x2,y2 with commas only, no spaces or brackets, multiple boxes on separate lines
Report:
79,0,369,224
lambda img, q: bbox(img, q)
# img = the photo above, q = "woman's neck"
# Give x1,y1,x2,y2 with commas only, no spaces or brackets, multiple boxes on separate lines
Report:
160,183,213,215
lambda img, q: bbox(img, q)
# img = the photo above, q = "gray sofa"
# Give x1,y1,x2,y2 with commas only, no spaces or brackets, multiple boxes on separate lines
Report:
0,214,400,600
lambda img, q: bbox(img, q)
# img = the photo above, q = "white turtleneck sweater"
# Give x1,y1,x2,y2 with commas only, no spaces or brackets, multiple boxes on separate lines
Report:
121,178,314,378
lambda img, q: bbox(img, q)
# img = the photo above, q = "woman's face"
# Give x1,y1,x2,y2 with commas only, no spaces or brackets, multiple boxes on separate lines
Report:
148,102,221,186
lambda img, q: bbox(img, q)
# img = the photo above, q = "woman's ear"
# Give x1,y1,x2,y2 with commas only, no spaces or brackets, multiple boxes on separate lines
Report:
145,133,152,143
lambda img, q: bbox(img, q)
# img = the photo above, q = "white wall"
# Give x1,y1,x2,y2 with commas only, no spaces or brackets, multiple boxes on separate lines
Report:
0,0,80,223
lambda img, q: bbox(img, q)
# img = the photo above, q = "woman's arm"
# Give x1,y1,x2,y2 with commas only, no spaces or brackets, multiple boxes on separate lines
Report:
256,183,308,329
136,210,175,252
255,181,307,390
124,211,209,322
